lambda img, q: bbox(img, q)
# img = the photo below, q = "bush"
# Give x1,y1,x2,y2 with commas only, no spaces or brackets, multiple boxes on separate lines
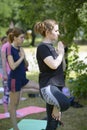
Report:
66,43,87,98
69,74,87,98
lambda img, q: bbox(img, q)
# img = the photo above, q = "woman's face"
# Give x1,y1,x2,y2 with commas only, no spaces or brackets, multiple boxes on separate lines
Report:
15,34,25,46
48,24,60,41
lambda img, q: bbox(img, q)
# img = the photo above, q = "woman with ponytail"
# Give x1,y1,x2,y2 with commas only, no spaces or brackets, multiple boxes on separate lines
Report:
7,27,39,130
34,19,70,130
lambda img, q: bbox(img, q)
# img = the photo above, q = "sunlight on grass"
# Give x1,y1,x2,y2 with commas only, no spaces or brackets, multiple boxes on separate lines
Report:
78,45,87,52
26,71,39,82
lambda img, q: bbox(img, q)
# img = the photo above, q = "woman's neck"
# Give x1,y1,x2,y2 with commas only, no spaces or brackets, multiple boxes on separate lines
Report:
12,42,19,49
43,38,52,43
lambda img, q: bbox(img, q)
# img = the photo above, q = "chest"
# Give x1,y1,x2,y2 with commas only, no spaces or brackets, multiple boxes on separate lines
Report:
12,48,20,61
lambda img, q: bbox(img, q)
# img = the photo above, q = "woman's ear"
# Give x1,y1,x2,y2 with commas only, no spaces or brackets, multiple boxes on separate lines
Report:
45,30,50,36
14,36,17,41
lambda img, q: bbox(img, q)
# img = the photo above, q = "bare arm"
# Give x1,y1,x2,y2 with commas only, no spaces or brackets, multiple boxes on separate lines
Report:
1,51,8,79
7,55,24,70
7,48,25,70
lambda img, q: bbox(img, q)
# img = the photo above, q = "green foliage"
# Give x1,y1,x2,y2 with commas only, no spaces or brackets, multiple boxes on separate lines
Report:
0,0,19,26
18,0,44,29
71,74,87,98
18,0,87,44
0,0,21,37
78,2,87,27
67,43,87,98
0,0,87,42
77,2,87,39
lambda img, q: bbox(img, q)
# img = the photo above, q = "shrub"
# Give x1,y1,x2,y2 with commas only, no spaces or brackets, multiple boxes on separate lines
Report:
66,43,87,98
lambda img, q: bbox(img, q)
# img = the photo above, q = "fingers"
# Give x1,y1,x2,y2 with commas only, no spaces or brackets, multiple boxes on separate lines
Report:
57,42,64,56
58,41,64,46
58,41,64,49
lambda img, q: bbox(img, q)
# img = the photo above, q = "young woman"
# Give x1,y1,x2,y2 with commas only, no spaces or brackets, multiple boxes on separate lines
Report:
34,19,70,130
7,27,39,130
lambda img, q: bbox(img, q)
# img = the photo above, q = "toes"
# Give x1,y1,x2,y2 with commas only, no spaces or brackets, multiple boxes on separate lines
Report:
58,112,61,121
52,114,59,120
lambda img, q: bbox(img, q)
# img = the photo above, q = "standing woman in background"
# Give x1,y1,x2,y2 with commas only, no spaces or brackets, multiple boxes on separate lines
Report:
7,27,39,130
34,19,70,130
0,37,5,85
0,36,7,78
1,29,13,117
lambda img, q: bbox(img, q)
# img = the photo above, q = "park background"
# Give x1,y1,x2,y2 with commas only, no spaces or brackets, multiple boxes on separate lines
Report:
0,0,87,130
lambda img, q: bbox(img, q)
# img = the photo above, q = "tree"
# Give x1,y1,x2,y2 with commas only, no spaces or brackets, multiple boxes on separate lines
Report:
43,0,86,45
18,0,45,46
0,0,20,36
77,2,87,39
0,0,87,43
18,0,87,46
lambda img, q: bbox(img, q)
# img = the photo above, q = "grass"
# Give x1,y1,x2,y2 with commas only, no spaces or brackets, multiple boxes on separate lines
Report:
0,72,87,130
0,45,87,130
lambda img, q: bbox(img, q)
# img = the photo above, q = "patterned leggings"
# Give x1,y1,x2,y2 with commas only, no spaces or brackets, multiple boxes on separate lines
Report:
2,80,9,104
40,85,70,130
41,85,70,112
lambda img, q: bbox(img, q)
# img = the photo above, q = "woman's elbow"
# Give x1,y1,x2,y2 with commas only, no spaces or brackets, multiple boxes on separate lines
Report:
10,65,16,70
49,64,58,70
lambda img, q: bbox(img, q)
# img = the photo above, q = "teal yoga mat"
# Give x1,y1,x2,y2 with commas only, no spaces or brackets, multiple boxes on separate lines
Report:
10,119,47,130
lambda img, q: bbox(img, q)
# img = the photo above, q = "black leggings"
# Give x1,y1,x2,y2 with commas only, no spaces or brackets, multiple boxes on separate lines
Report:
46,103,59,130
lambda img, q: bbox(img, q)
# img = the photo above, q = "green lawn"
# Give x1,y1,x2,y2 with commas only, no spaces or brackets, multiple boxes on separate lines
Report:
0,45,87,130
0,72,87,130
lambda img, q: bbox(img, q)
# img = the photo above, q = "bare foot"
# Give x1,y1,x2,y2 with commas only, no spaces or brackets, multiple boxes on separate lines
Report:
52,106,61,120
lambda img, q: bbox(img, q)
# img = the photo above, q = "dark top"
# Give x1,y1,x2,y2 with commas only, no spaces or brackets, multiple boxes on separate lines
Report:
7,45,26,79
6,45,29,92
36,43,65,88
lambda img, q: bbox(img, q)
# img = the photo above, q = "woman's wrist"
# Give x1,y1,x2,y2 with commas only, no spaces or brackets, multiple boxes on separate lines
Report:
58,53,64,59
20,56,24,61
